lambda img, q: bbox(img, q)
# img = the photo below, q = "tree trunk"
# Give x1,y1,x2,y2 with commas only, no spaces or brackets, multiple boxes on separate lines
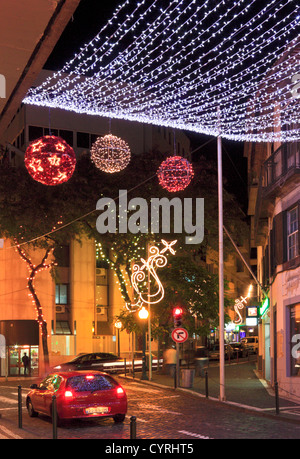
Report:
15,242,54,373
28,276,49,370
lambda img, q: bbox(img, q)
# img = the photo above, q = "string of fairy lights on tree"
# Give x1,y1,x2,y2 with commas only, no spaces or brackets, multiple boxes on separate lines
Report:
14,239,57,364
23,0,300,142
95,236,148,306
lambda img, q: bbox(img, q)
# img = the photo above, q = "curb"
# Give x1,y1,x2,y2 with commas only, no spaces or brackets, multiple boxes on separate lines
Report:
120,374,300,426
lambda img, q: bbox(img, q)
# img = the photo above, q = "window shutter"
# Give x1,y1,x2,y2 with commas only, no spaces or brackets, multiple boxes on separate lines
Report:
269,228,275,276
274,212,284,266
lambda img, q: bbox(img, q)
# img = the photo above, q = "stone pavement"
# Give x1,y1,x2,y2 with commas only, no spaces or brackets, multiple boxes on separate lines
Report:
124,360,300,424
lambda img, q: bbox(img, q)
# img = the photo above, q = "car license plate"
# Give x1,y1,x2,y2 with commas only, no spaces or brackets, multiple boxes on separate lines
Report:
85,406,110,414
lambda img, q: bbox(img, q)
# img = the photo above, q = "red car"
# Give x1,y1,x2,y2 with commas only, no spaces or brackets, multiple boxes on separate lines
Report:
26,371,127,423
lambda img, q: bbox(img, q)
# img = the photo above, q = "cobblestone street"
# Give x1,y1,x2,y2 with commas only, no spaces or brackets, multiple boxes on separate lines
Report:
0,376,300,440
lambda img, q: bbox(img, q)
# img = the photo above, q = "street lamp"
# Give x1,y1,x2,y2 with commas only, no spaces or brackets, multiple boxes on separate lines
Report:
114,320,122,357
138,306,149,380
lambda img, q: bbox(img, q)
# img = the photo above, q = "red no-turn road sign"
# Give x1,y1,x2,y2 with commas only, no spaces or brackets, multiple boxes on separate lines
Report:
171,327,189,343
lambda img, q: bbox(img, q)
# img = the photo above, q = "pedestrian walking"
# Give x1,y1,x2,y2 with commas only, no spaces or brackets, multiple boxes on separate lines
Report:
163,346,177,377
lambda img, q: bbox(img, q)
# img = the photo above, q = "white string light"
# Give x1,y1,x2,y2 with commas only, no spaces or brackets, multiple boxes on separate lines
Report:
23,0,300,142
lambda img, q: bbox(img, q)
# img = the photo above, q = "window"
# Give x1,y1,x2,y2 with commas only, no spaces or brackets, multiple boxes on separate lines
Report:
54,245,70,267
55,284,68,305
66,374,116,392
51,375,62,390
287,207,299,260
44,128,58,137
77,132,90,148
91,133,100,145
59,129,73,146
290,304,300,377
55,321,71,335
28,126,43,142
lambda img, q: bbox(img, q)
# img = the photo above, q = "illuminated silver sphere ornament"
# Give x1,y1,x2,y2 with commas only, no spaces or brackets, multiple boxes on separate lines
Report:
90,134,131,173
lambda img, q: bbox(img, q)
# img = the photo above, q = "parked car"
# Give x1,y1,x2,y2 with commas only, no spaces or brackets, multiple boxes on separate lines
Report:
208,344,234,360
229,342,247,357
26,371,127,424
241,337,258,354
52,353,125,373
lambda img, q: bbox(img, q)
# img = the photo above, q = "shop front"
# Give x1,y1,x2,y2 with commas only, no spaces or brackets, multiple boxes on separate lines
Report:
8,345,39,376
0,320,39,377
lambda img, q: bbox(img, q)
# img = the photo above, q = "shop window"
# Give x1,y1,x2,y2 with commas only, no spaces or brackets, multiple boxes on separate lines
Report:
55,284,69,305
290,304,300,377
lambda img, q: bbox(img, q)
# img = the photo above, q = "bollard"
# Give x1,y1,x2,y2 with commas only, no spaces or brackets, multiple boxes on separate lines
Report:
52,395,58,439
174,364,177,389
130,416,137,439
275,381,280,415
124,358,127,377
132,358,135,379
18,385,22,429
236,350,239,363
205,371,209,398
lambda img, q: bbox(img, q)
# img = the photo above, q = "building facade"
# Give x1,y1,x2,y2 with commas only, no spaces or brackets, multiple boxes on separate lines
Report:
246,43,300,401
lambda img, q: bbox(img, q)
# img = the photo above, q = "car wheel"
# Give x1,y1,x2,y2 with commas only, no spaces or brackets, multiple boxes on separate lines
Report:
113,414,126,423
27,398,38,417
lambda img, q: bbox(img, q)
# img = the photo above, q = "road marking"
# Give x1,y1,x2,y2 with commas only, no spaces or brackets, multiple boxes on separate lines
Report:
281,410,300,417
139,403,181,415
0,396,17,405
261,405,300,412
127,385,161,394
178,430,212,440
0,407,27,411
0,425,23,439
0,386,30,391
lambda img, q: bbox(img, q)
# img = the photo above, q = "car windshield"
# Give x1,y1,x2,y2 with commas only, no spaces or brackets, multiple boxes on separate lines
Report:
68,355,90,363
66,375,117,392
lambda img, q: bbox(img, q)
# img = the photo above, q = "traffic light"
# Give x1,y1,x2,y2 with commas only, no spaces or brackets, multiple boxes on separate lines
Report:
173,307,183,327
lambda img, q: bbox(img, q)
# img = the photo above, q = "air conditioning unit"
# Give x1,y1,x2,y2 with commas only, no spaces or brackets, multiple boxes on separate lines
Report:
96,268,106,276
56,305,65,313
96,305,105,314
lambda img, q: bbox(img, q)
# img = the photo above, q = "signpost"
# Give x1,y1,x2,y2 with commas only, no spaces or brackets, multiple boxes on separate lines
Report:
171,327,188,387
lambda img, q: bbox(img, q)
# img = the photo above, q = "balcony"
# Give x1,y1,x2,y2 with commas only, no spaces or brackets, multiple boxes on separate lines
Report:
263,142,300,198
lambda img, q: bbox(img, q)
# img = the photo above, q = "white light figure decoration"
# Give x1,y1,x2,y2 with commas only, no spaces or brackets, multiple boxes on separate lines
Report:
128,239,177,313
234,285,253,325
234,296,248,325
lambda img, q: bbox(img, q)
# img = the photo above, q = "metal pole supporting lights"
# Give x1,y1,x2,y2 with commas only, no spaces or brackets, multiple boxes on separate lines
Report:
138,306,149,380
114,320,122,357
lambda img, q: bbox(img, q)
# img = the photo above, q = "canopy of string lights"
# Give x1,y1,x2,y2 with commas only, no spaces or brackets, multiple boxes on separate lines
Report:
23,0,300,143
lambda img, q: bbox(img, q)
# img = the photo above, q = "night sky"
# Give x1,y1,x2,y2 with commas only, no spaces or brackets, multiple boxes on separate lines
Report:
45,0,248,212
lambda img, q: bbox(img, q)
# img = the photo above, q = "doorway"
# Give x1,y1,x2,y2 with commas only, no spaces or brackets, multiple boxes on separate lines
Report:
8,345,39,376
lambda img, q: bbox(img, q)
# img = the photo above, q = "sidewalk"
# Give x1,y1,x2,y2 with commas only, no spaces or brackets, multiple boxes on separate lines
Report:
125,360,300,424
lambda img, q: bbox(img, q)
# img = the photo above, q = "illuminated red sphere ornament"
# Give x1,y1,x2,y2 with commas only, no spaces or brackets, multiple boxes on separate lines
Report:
157,156,194,192
25,135,76,186
90,134,131,173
